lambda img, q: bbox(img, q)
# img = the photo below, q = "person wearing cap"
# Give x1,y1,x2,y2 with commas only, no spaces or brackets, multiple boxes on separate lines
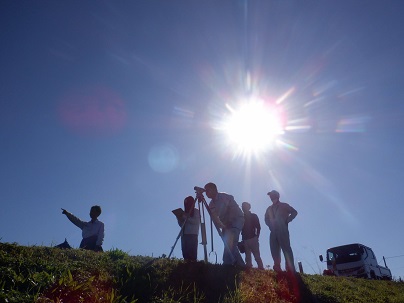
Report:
177,196,200,261
241,202,264,269
204,182,245,266
264,190,297,272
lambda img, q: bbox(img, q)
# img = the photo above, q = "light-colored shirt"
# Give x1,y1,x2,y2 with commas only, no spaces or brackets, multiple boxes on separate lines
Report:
209,192,244,230
178,208,200,236
65,212,105,246
264,201,297,232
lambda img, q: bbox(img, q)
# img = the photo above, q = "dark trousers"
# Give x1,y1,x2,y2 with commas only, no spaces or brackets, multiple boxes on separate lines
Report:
80,235,102,252
181,234,198,261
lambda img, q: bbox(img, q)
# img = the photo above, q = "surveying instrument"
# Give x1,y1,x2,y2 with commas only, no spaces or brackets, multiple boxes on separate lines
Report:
168,186,241,265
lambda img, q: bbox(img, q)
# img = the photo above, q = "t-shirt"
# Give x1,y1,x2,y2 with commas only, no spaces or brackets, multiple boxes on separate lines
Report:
242,211,261,240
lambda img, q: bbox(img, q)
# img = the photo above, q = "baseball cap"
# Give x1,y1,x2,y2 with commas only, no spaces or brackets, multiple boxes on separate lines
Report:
267,190,280,197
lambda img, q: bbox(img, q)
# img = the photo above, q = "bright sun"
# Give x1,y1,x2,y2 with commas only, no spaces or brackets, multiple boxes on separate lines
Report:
220,99,284,156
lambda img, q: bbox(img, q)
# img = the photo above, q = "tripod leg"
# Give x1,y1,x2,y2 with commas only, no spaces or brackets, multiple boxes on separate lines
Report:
198,198,208,262
200,222,208,262
168,218,187,259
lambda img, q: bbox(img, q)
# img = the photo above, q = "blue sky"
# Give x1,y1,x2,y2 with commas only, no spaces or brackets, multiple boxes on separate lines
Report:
2,0,404,278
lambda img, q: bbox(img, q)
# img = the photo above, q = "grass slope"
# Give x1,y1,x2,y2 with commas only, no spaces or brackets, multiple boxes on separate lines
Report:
1,242,404,303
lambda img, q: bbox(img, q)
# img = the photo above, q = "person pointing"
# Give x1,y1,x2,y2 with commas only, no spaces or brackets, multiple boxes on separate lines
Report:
62,205,104,252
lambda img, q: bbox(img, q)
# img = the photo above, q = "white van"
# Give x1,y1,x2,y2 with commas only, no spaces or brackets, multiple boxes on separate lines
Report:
319,243,392,280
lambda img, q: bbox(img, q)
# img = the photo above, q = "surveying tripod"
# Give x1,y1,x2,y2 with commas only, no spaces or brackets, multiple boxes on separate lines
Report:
194,187,236,265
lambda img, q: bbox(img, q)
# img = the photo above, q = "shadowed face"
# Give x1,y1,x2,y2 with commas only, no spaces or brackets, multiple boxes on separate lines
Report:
268,194,279,204
90,207,100,220
184,197,195,213
242,202,251,213
204,186,217,199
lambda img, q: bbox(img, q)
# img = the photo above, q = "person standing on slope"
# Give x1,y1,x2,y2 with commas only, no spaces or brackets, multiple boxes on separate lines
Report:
204,182,245,266
241,202,264,269
264,190,297,272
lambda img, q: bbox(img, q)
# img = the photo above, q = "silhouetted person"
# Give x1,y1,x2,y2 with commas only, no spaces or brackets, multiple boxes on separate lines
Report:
62,205,104,252
204,182,245,266
264,190,297,272
241,202,264,269
177,196,200,261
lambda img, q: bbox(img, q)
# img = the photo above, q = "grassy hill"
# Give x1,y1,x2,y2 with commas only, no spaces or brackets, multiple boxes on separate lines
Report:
1,242,404,303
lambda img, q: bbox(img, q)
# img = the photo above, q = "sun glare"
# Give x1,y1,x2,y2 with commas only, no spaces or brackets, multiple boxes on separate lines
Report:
220,99,284,157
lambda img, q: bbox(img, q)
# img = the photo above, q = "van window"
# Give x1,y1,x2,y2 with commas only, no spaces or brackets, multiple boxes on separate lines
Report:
367,248,376,259
327,244,362,265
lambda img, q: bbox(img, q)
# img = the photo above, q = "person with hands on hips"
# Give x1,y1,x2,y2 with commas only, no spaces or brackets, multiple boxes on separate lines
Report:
61,205,104,252
264,190,297,272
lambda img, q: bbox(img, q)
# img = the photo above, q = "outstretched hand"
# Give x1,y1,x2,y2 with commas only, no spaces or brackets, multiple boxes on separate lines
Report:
61,208,67,215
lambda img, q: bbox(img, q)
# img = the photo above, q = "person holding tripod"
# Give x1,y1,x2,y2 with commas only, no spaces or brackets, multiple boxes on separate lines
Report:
176,196,200,261
204,182,245,266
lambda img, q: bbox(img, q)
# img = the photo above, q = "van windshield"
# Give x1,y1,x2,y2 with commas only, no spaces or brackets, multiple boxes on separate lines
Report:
327,244,362,265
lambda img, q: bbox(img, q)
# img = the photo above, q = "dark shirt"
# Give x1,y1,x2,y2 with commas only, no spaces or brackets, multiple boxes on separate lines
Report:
241,211,261,240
